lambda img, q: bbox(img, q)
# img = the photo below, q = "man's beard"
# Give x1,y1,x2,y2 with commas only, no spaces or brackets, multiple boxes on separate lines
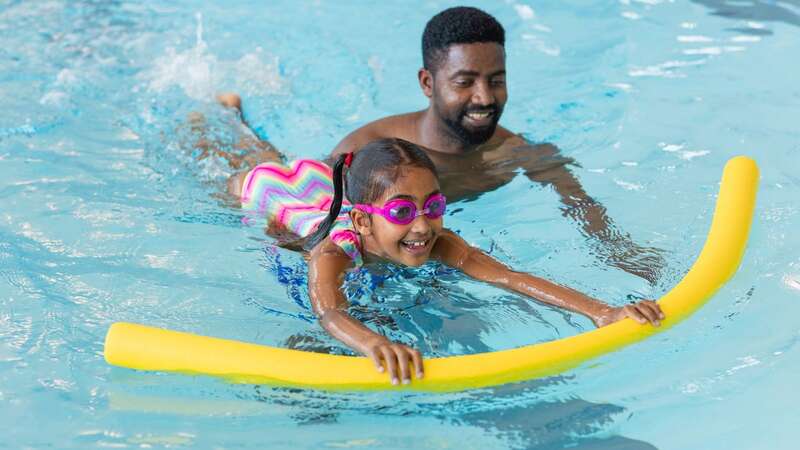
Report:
441,104,502,146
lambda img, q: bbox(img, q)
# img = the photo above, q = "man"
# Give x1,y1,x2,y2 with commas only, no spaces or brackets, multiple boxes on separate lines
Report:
330,6,663,282
218,6,662,283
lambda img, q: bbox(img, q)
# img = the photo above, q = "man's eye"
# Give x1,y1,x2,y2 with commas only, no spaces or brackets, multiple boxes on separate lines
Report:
454,79,472,87
491,79,506,86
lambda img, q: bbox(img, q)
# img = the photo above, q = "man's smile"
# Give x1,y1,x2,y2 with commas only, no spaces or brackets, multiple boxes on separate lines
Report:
460,103,499,128
463,109,495,127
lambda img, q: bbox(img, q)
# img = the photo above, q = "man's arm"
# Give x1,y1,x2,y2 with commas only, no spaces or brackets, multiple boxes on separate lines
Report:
515,142,665,283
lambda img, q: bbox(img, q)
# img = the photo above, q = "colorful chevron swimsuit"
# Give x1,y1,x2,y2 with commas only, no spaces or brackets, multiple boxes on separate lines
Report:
240,159,363,266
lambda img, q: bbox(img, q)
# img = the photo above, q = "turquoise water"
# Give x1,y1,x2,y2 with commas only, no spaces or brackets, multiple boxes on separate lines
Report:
1,0,798,448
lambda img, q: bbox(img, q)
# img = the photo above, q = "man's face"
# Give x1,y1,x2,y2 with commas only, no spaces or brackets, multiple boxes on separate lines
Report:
429,42,507,146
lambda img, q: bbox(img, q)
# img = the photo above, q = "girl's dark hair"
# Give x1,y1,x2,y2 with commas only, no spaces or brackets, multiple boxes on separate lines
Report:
304,138,438,250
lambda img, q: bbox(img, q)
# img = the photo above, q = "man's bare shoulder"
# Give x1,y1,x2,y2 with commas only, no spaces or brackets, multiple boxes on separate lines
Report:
492,126,557,152
331,112,421,156
499,127,525,146
481,129,563,165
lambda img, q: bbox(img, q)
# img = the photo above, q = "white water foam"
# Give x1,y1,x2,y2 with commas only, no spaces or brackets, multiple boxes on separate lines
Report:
514,4,536,20
143,12,284,101
784,274,800,293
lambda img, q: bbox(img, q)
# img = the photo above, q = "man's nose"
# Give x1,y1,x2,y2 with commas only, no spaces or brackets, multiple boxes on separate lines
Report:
471,80,494,106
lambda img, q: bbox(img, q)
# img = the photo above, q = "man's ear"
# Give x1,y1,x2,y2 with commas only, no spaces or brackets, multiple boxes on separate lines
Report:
350,209,373,236
418,68,434,98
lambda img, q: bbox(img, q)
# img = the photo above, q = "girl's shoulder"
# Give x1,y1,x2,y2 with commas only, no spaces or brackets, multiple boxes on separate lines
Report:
309,236,358,268
431,229,471,267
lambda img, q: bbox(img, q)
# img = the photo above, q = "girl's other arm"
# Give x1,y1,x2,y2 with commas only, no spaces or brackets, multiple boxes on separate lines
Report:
432,229,663,327
308,241,423,385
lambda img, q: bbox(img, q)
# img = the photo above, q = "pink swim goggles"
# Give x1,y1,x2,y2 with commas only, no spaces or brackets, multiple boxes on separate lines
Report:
354,193,447,225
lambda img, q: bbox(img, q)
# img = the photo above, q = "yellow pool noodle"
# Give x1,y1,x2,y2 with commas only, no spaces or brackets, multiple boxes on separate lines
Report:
104,156,759,392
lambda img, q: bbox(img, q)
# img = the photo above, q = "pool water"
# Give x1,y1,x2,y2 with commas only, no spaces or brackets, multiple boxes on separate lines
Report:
1,1,799,448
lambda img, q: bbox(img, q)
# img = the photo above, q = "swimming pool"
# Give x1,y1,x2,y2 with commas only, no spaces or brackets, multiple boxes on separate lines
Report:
1,0,798,448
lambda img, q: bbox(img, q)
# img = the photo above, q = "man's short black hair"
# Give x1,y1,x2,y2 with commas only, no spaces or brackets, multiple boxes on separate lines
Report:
422,6,505,72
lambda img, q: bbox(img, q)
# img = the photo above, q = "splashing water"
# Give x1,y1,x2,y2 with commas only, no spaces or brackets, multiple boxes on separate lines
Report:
144,12,284,101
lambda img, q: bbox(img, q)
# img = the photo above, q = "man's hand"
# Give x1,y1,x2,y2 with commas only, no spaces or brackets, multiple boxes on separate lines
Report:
363,336,424,386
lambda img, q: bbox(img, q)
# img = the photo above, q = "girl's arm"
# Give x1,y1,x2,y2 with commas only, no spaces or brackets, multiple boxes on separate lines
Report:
308,239,423,385
432,229,664,327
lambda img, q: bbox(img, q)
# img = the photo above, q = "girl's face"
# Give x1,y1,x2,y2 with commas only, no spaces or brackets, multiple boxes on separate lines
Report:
352,166,444,267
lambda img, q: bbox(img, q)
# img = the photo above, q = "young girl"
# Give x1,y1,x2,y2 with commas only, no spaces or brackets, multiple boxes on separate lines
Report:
226,133,665,386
